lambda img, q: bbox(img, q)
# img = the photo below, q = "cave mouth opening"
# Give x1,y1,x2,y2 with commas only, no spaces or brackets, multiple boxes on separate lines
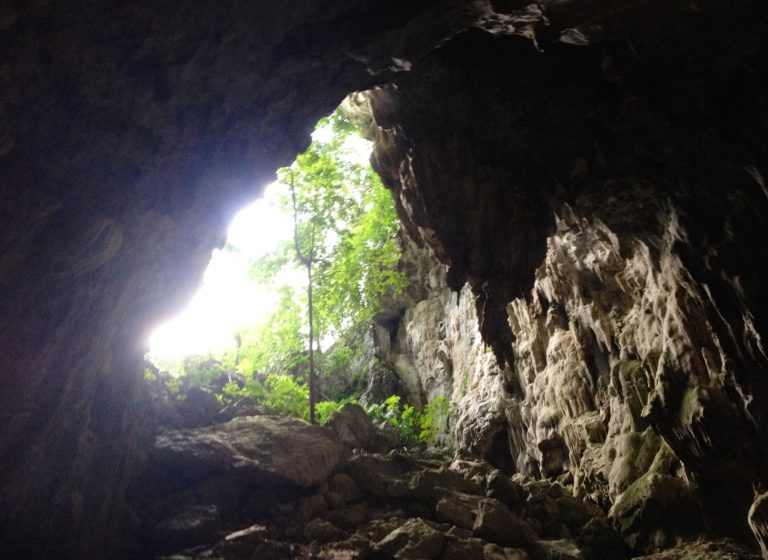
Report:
141,97,404,419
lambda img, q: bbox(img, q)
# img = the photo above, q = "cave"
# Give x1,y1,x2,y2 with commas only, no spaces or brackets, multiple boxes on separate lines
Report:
1,1,767,559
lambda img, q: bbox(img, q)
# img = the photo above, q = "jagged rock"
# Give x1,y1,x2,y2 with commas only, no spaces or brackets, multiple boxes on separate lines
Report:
327,403,400,452
175,387,222,428
326,503,370,531
304,519,347,544
575,517,630,559
223,523,268,544
218,398,270,422
483,543,530,560
440,534,484,560
2,0,768,557
631,539,762,559
472,497,538,547
610,473,704,553
361,359,406,407
152,504,221,553
328,473,364,503
553,495,603,532
485,471,527,512
436,490,485,529
153,415,343,488
747,491,768,557
345,453,482,506
248,540,298,560
528,540,586,560
376,518,445,559
295,494,330,524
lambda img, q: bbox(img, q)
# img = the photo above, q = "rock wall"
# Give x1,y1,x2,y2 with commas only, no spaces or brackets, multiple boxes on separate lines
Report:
0,2,523,557
369,4,768,552
1,0,767,557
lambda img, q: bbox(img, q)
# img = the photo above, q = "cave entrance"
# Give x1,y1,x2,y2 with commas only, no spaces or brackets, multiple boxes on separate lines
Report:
143,98,406,424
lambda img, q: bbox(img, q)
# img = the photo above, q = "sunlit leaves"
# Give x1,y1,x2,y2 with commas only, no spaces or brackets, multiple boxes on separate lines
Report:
245,107,406,373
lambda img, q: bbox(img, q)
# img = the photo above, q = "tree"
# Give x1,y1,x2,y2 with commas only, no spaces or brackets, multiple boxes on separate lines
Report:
249,107,407,421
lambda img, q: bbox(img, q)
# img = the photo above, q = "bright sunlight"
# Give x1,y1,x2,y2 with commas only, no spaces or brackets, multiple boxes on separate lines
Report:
148,182,293,359
147,122,373,361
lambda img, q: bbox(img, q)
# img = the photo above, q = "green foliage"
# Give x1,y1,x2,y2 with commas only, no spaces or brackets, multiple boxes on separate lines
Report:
146,105,409,426
365,395,452,446
165,377,183,400
143,367,157,382
237,286,306,375
218,374,310,420
315,400,345,425
263,374,310,419
182,356,231,387
365,395,419,444
242,106,406,382
419,396,452,443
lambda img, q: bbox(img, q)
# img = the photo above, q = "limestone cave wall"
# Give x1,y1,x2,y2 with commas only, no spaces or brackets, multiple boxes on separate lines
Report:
368,5,768,553
1,0,766,558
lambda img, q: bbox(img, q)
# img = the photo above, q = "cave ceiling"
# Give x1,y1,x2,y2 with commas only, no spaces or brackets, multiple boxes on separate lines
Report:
0,0,766,557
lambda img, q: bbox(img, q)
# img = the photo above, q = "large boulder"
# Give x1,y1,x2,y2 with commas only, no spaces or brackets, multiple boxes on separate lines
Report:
345,452,481,505
376,517,446,559
609,473,704,553
153,415,343,488
326,403,399,452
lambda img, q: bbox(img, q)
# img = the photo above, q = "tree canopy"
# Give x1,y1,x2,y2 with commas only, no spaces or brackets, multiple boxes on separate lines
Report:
243,108,407,393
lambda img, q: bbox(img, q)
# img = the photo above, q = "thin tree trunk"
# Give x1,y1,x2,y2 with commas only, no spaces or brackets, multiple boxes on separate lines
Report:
307,263,316,424
289,171,318,424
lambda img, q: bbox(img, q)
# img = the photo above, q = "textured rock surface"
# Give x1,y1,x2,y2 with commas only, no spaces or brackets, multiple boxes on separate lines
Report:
1,0,767,557
152,415,343,488
367,1,768,554
0,2,535,556
632,539,762,560
325,403,400,453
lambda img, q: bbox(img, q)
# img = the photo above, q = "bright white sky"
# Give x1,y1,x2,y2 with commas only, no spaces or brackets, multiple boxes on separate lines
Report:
147,123,372,361
148,182,294,360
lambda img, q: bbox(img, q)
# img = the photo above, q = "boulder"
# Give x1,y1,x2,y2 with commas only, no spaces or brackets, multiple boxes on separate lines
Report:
483,543,530,560
609,473,704,553
436,490,485,529
440,535,484,560
575,517,631,559
304,519,346,543
326,403,399,452
345,453,481,505
218,397,270,422
376,518,446,559
327,473,363,503
472,497,538,547
631,539,762,559
554,495,603,531
153,415,343,488
528,539,586,560
152,504,221,553
485,471,527,511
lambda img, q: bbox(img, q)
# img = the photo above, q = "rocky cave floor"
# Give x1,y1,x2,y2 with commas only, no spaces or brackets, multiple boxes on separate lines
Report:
129,388,762,560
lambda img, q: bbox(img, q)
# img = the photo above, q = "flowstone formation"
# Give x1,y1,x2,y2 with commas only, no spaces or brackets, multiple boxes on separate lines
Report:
1,0,766,558
368,4,768,556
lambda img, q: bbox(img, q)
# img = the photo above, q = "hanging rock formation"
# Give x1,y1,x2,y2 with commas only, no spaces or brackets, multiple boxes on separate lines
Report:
367,4,768,555
0,0,766,558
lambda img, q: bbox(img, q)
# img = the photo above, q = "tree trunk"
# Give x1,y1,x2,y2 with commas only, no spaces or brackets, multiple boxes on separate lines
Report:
307,264,316,424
